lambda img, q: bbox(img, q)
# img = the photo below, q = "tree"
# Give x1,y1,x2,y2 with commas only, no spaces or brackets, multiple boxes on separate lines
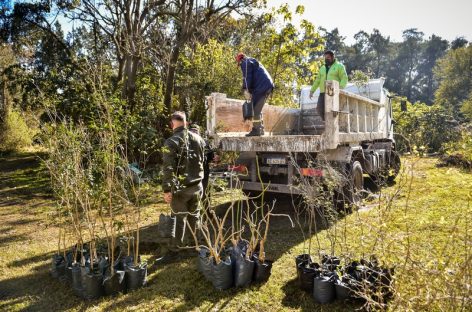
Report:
434,45,472,120
160,0,259,113
451,37,468,50
368,29,390,77
321,27,345,57
417,34,449,103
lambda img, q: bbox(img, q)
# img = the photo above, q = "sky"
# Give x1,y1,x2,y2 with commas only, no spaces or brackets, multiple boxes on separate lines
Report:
267,0,472,44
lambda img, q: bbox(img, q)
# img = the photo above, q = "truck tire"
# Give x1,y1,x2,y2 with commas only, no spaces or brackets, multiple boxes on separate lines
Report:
336,161,364,211
387,152,401,183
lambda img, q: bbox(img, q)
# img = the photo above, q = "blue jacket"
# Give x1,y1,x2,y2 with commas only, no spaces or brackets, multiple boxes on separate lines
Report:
240,57,274,95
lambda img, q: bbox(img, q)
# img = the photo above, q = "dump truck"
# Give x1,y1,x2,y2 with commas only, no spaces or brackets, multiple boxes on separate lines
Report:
206,79,400,202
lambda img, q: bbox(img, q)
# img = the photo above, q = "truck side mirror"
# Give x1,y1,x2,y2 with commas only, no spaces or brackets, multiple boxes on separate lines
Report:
400,100,407,112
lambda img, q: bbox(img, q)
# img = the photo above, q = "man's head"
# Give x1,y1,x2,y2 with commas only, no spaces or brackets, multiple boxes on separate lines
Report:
235,52,245,65
324,50,335,66
170,111,186,130
189,124,201,135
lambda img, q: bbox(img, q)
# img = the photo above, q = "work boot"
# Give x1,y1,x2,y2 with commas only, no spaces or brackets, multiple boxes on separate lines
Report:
246,121,264,137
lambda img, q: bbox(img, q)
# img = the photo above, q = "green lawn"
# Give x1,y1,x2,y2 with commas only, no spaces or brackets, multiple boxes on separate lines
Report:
0,153,470,311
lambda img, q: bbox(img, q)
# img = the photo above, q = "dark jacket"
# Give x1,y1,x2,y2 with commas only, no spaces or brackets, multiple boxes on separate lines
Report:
240,57,274,96
162,126,205,193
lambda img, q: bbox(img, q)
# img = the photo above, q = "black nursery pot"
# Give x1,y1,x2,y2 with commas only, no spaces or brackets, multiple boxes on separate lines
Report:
125,263,147,291
71,264,83,297
197,248,213,282
335,279,354,301
103,270,126,296
81,271,104,300
313,274,337,304
298,262,322,292
211,257,233,290
253,257,273,283
51,254,66,279
295,254,312,280
234,254,255,287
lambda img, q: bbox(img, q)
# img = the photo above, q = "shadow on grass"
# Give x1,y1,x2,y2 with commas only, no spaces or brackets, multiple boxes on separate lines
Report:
0,153,52,206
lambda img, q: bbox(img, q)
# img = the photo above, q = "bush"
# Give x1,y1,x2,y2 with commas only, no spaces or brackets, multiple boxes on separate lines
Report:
0,109,35,152
393,100,460,154
439,125,472,170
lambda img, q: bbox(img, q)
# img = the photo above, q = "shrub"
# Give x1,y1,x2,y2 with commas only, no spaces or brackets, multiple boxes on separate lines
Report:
0,109,35,152
393,100,460,154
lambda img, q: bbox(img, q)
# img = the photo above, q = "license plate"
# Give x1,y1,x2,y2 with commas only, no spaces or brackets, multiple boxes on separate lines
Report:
266,157,286,165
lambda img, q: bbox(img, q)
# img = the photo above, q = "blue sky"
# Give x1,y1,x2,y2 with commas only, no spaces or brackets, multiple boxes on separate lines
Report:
267,0,472,43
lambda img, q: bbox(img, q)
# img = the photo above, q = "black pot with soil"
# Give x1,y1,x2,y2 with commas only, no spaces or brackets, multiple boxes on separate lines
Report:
50,254,67,280
313,272,338,304
197,247,213,281
211,257,233,290
298,261,322,292
233,253,255,287
253,257,273,283
295,254,313,281
125,262,147,291
81,268,104,300
103,270,126,296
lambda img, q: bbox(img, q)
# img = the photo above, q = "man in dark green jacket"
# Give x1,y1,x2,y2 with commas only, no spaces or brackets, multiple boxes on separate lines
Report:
310,50,348,121
162,111,206,249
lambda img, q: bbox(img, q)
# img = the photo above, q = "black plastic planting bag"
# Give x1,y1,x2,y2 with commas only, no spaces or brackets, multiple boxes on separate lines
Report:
197,248,213,281
51,254,66,279
158,213,176,238
234,254,255,287
125,263,147,291
81,271,104,300
211,258,233,290
321,255,341,271
103,271,126,296
253,258,273,283
298,262,322,292
71,264,83,297
295,254,312,280
313,273,337,304
335,279,354,300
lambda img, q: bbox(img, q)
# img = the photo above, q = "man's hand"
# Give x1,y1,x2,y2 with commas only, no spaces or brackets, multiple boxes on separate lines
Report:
213,154,221,163
164,192,172,204
244,90,252,101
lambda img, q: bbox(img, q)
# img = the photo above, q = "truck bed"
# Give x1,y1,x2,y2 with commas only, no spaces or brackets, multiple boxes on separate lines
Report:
216,133,323,152
207,81,391,153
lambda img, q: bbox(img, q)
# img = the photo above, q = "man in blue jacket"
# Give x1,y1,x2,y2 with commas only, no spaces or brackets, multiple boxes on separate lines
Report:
236,53,274,136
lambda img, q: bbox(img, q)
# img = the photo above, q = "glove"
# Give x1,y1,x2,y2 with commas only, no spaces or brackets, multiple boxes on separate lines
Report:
244,90,252,101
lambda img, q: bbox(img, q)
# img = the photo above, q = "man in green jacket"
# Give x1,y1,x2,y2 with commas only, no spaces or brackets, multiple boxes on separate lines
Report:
310,50,348,121
162,111,206,250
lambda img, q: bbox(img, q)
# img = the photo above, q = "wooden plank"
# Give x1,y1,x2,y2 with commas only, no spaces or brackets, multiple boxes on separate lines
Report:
209,93,300,135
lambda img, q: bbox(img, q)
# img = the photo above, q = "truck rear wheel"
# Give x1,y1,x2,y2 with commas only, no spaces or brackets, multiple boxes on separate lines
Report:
336,161,364,211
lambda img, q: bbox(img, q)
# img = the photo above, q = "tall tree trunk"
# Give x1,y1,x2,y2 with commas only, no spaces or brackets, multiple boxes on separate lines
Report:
163,45,181,113
121,55,140,111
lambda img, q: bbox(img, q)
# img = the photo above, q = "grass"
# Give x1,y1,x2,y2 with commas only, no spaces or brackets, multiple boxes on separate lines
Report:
0,153,470,311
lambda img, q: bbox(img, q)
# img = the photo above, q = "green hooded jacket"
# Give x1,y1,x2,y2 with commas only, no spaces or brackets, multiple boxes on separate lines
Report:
162,126,205,193
310,60,348,93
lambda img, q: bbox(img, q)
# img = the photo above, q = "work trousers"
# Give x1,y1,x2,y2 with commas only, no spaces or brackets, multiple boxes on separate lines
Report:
252,89,272,122
317,93,325,121
170,183,203,248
